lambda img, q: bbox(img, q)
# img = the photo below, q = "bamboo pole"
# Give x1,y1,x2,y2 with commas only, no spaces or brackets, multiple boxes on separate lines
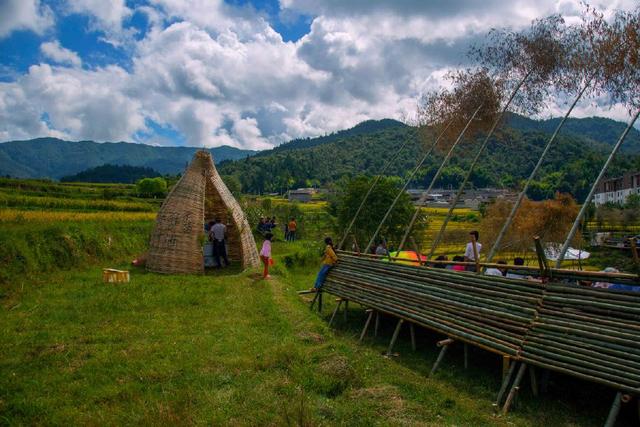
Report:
366,105,482,253
424,71,532,258
555,109,640,267
486,81,591,262
502,363,528,414
361,122,451,253
338,137,411,249
387,318,404,356
359,309,374,342
604,392,623,427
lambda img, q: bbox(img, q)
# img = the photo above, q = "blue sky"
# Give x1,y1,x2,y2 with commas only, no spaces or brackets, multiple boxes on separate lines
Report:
0,0,637,149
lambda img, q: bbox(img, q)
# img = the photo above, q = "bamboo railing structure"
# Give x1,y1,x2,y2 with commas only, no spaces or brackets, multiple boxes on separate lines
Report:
318,251,640,422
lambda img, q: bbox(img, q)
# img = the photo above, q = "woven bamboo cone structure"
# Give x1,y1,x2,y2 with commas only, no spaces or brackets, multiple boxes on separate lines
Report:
147,151,259,274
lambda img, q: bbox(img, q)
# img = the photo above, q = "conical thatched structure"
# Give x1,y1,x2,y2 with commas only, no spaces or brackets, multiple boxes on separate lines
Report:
147,151,259,274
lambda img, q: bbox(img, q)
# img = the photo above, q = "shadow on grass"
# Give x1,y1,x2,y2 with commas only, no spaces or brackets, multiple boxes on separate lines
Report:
314,300,638,427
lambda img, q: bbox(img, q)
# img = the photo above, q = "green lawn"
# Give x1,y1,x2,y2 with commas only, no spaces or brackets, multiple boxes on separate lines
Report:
1,254,627,426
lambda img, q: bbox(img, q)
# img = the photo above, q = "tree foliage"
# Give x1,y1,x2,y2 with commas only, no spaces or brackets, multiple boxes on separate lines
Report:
328,176,426,250
481,193,580,254
60,164,161,184
136,177,167,198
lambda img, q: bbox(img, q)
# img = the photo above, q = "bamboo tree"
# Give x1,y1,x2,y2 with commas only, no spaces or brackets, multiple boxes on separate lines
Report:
338,137,411,249
367,105,482,252
425,16,569,257
397,71,529,255
555,110,640,267
485,80,591,262
362,122,451,253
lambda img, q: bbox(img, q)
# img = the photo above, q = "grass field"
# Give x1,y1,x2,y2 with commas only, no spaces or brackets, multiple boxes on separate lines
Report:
1,178,639,425
1,254,627,426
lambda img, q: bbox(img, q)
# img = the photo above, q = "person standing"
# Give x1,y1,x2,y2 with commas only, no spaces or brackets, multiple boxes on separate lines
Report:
259,232,273,279
311,237,338,291
287,217,297,242
210,218,229,268
464,230,482,272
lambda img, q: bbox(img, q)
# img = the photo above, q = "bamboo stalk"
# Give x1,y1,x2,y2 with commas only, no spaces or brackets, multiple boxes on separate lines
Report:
367,104,483,253
425,71,532,258
338,137,412,249
486,81,591,262
361,122,452,253
556,109,640,267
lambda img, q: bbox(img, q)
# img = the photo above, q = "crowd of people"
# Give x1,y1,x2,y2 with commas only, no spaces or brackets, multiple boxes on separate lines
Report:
257,217,298,242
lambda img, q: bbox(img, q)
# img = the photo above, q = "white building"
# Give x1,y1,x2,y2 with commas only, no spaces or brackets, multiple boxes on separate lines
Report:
593,172,640,206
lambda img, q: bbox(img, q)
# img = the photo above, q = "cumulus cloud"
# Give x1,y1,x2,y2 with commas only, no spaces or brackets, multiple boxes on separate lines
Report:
40,41,82,67
0,0,638,149
66,0,132,30
0,0,53,38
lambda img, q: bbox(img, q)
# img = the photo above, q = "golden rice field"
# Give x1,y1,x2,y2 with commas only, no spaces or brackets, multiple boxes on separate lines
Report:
0,209,156,222
0,191,156,212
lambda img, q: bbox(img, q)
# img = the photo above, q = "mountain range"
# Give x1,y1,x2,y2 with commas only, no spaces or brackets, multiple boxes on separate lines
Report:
0,138,256,179
217,114,640,201
1,114,639,202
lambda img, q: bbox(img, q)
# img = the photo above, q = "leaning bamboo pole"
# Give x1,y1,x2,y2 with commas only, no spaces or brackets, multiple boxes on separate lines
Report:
402,71,531,255
486,80,592,262
555,109,640,267
359,122,451,253
365,107,482,253
338,137,412,249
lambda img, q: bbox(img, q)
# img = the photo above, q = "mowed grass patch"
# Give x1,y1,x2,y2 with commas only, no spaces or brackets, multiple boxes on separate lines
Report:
2,266,554,426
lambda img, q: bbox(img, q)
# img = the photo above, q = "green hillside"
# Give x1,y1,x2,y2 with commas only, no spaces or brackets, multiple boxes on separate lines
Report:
505,113,640,154
0,138,256,179
219,116,640,202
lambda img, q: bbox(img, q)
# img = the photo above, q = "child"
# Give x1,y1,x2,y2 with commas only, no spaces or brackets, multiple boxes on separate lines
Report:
260,232,273,279
311,237,338,291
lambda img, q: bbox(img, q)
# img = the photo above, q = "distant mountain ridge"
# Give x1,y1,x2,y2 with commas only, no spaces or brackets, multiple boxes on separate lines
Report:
0,138,257,179
256,118,407,156
1,114,639,181
217,114,640,201
505,113,640,154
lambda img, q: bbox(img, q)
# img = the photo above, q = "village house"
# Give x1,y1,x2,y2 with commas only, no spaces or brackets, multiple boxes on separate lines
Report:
287,188,315,202
593,171,640,206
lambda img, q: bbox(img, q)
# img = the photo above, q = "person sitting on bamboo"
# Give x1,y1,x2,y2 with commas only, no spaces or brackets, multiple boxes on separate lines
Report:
375,240,389,256
310,237,338,292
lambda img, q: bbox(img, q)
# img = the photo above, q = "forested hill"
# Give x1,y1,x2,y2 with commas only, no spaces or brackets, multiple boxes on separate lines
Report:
218,115,640,202
505,114,640,154
0,138,256,179
255,119,408,155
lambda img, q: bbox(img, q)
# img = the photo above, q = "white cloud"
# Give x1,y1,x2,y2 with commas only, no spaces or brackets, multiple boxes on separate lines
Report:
66,0,132,30
0,0,54,39
40,41,82,67
65,0,134,46
0,64,146,143
0,0,638,149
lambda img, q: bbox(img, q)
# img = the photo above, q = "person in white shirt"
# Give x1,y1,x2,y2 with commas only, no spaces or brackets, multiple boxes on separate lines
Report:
506,257,528,280
485,260,507,277
464,230,482,271
209,218,229,268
